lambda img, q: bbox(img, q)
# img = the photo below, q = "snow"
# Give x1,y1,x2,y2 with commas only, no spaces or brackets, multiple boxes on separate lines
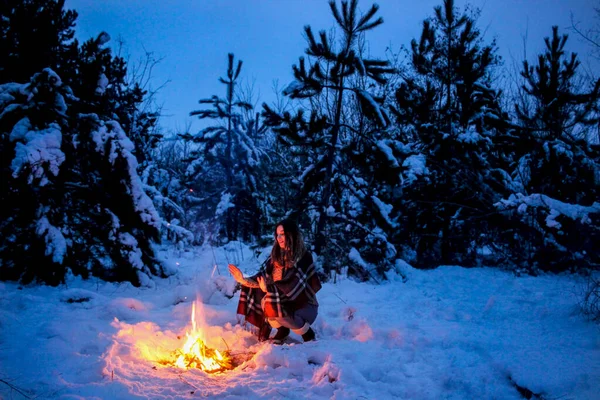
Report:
96,73,109,95
43,67,62,87
345,193,363,218
544,141,573,160
282,80,305,96
357,89,386,127
164,219,195,245
0,243,598,399
495,193,600,229
348,247,368,269
97,31,111,46
376,140,399,168
8,116,33,141
118,232,144,270
457,129,485,144
216,192,235,217
10,118,65,186
371,196,397,228
299,163,315,183
0,82,25,111
91,119,161,229
402,154,428,185
513,154,531,192
36,215,67,264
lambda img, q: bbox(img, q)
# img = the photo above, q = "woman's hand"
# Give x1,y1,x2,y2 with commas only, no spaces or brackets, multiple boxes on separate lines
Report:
257,276,268,293
228,264,244,283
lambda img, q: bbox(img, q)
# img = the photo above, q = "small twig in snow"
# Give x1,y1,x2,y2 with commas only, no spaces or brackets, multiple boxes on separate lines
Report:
0,378,32,399
221,337,230,351
334,293,347,304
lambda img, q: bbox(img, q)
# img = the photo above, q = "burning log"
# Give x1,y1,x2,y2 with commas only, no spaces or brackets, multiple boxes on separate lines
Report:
109,298,254,375
165,301,233,373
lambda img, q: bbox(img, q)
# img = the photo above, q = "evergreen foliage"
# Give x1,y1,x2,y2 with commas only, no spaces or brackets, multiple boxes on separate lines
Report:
263,0,398,279
0,0,166,286
0,0,79,84
391,0,507,267
142,137,196,245
1,0,598,287
500,26,600,272
184,54,269,243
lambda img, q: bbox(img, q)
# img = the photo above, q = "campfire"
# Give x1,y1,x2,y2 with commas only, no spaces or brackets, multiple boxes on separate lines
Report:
113,298,236,373
107,295,257,380
169,301,233,372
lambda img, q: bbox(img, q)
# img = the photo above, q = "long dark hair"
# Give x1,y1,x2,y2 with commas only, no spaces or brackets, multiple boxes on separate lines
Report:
271,219,307,267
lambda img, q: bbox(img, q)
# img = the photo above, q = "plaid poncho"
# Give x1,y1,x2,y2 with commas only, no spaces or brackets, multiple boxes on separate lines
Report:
236,251,321,328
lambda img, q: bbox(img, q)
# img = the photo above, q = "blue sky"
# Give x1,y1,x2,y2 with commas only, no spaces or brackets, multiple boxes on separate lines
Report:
65,0,599,135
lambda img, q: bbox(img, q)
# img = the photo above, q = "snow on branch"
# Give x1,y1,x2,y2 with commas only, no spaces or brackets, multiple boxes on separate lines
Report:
216,193,235,217
118,232,144,270
91,119,161,229
36,215,67,264
402,154,428,185
10,117,65,186
495,193,600,229
282,80,305,96
0,82,26,111
457,126,489,144
376,140,399,168
163,220,194,244
372,196,398,228
96,73,109,95
349,247,368,269
356,89,387,127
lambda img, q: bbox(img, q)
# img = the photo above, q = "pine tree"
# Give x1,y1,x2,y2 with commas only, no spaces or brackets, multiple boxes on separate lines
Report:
503,26,600,272
143,137,196,245
0,0,166,286
72,33,161,167
515,26,599,203
184,54,267,243
263,0,397,278
0,0,79,84
391,0,508,267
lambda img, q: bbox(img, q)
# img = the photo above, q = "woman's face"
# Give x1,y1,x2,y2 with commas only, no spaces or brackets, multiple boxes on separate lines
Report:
276,225,286,249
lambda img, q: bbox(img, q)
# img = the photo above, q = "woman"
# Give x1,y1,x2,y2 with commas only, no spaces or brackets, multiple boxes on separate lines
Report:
228,220,321,344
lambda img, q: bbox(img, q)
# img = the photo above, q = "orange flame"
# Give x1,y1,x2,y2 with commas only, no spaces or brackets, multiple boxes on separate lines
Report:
172,301,232,372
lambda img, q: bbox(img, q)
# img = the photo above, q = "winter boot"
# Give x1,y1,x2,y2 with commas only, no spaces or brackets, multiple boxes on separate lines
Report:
272,327,290,345
258,321,272,342
301,327,316,342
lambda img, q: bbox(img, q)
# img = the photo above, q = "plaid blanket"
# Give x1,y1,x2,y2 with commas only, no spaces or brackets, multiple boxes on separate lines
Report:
236,251,321,328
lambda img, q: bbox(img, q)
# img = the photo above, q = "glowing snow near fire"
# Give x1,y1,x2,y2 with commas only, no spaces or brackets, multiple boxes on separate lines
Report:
108,298,233,374
173,301,232,371
1,243,598,399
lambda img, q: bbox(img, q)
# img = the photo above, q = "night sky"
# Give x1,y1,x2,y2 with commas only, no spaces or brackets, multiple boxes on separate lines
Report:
65,0,599,134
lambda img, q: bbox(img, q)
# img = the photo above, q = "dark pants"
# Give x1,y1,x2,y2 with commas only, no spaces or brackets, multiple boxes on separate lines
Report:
267,304,318,335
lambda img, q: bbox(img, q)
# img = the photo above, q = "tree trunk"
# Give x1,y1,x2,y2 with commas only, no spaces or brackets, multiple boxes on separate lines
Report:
314,75,345,255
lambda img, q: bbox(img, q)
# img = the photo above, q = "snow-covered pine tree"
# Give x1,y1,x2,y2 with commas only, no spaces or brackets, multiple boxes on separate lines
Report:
72,32,162,168
0,69,70,284
0,0,166,286
0,0,79,84
263,0,398,279
391,0,508,267
184,54,268,243
143,136,196,245
499,26,600,272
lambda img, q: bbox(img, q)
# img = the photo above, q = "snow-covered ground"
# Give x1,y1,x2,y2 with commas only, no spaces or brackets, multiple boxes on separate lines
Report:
0,242,598,399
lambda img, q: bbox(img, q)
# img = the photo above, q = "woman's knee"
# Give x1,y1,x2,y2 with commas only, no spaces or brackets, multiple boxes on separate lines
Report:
269,316,302,330
296,305,319,325
267,318,283,328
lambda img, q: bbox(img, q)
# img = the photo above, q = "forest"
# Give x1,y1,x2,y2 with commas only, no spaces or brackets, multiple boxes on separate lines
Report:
1,1,600,399
1,0,598,295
